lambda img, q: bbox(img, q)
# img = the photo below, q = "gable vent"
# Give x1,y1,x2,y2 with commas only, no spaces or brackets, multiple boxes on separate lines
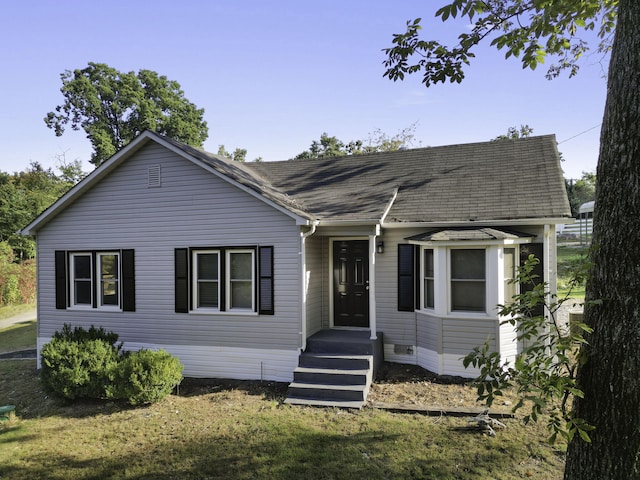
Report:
147,165,161,187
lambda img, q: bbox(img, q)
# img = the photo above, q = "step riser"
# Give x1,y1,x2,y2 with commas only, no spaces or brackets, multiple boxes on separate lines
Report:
287,386,366,402
298,355,371,370
305,340,376,356
293,372,368,385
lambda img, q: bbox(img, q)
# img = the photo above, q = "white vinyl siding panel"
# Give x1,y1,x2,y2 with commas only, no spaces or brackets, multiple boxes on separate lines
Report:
36,143,302,356
305,235,325,336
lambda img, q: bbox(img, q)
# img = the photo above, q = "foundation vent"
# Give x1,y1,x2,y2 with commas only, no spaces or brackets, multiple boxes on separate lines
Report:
394,344,414,355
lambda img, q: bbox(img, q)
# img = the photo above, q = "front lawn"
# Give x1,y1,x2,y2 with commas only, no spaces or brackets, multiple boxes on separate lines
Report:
0,360,565,479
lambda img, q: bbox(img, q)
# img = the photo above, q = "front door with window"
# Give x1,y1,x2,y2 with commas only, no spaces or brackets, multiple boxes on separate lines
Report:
333,240,369,327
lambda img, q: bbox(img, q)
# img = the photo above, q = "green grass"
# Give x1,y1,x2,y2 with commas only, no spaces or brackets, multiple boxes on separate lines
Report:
557,245,589,300
0,303,35,321
0,321,37,353
0,360,565,479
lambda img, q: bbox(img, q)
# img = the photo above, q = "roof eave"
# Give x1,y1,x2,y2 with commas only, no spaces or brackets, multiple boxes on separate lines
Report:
381,217,573,229
20,131,314,235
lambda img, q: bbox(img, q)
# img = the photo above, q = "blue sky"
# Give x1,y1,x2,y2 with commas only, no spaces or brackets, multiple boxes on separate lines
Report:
1,1,608,179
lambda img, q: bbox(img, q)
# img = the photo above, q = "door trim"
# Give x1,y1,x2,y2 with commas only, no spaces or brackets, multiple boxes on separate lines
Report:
329,237,370,329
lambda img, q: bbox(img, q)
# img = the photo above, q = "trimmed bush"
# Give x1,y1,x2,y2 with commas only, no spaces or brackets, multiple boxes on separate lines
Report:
41,324,183,405
111,349,184,405
41,325,120,400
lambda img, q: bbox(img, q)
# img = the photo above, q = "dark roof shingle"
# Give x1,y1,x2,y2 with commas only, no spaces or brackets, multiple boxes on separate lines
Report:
249,135,571,223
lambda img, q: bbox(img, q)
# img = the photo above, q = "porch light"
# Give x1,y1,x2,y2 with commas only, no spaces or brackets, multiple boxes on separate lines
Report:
376,241,384,254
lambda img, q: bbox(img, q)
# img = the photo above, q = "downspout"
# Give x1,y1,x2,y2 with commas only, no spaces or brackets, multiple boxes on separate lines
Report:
300,220,319,351
543,224,552,346
369,188,398,341
369,225,380,340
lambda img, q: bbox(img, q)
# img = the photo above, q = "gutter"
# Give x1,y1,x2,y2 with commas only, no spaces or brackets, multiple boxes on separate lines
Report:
300,220,319,351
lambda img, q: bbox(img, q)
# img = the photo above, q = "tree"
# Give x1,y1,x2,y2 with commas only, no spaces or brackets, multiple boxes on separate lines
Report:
384,2,640,478
45,62,209,167
216,145,263,163
492,124,534,140
293,123,419,159
0,162,77,260
566,172,597,217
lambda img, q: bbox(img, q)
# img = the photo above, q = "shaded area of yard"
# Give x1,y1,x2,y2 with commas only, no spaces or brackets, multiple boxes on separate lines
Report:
0,360,565,479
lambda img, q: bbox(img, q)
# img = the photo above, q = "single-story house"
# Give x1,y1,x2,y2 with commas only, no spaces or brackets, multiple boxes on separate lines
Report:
21,131,571,406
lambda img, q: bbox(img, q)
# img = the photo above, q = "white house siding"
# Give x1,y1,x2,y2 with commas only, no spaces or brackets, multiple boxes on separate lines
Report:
35,143,303,381
305,235,324,337
375,228,425,364
440,317,497,377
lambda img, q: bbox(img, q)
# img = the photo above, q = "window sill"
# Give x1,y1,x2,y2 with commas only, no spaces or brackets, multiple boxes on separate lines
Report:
67,306,122,312
189,310,258,316
417,309,495,320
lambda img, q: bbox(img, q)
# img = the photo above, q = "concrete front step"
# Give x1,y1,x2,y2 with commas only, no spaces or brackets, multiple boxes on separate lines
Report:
285,329,383,409
292,367,370,385
284,397,365,409
298,353,372,371
286,382,368,402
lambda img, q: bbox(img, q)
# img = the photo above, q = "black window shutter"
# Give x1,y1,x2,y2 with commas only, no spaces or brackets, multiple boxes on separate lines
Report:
121,249,135,312
258,246,274,315
398,244,415,312
519,243,544,317
175,248,189,313
55,250,67,309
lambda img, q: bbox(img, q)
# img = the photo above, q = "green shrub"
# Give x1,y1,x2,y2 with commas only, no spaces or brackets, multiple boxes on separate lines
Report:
41,324,183,405
111,349,184,405
41,332,120,400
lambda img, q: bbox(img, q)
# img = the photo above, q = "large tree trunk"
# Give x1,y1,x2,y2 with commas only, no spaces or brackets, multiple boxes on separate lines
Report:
564,1,640,478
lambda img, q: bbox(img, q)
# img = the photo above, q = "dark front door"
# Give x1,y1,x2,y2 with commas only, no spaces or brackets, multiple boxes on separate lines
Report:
333,240,369,327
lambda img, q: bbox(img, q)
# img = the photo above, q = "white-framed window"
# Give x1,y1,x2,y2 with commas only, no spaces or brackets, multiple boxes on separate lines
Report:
69,252,122,309
70,253,93,307
423,248,435,309
450,248,486,312
410,241,527,316
193,250,221,311
97,252,120,308
190,248,256,313
503,247,517,306
226,249,255,311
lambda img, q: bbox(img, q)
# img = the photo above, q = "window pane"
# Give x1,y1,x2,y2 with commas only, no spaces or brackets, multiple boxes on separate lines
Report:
74,255,91,279
231,281,252,309
75,280,92,305
198,253,219,280
424,279,434,308
424,249,434,277
230,252,252,279
99,254,119,307
451,249,485,279
198,281,219,307
102,280,119,305
101,254,118,279
504,248,516,304
452,281,486,311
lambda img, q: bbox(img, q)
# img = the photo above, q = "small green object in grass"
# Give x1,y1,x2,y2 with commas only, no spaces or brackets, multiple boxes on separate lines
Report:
0,404,16,421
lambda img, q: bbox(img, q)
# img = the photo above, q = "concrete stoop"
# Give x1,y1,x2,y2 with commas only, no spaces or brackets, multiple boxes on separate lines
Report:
284,330,383,409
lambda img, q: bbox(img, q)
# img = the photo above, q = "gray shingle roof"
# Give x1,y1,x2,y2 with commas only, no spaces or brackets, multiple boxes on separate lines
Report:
406,227,536,242
249,135,571,223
